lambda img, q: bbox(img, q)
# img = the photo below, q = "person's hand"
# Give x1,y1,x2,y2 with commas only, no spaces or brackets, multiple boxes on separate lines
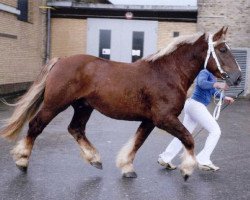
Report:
224,96,234,104
213,82,229,90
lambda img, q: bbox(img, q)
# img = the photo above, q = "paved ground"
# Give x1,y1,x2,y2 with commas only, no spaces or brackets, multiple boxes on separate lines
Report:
0,98,250,200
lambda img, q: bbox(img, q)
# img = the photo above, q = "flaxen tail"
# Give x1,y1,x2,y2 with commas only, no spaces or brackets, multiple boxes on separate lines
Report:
0,58,59,141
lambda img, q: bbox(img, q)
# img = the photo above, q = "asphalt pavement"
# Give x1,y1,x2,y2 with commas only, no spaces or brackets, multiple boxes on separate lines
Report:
0,98,249,200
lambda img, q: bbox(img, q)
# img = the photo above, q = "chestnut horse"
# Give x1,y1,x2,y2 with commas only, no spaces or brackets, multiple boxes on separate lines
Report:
1,27,241,180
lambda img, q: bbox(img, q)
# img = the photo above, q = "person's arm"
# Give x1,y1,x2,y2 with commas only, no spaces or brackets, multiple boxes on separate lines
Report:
213,82,229,90
197,70,229,91
212,84,234,104
212,87,223,98
196,71,215,89
212,80,231,99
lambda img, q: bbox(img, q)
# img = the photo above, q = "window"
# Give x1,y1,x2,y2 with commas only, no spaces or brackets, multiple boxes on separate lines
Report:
173,32,179,37
132,31,144,62
17,0,28,22
99,29,111,60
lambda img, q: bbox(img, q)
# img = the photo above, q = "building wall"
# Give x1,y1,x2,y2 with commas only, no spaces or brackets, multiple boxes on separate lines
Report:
1,0,16,7
197,0,250,96
51,18,87,58
51,19,197,57
0,0,47,96
157,22,197,50
197,0,250,48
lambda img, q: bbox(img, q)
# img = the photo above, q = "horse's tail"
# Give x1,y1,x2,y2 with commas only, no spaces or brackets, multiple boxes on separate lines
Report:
0,57,59,141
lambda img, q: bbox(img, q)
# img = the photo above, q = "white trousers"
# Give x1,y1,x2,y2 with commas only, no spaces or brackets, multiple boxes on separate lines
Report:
159,98,221,165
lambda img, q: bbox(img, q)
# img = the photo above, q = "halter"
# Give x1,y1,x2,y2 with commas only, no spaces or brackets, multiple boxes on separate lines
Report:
203,34,228,120
203,34,230,79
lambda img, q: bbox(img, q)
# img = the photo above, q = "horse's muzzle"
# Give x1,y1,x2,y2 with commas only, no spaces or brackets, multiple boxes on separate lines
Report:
225,71,242,86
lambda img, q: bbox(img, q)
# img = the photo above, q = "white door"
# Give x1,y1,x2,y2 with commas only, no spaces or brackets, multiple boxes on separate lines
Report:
87,18,158,63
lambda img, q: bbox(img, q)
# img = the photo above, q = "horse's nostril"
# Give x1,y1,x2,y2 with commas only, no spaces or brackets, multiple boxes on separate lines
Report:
238,75,242,82
234,76,242,86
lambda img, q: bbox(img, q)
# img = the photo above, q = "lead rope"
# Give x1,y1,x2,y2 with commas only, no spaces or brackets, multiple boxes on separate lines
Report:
213,89,224,120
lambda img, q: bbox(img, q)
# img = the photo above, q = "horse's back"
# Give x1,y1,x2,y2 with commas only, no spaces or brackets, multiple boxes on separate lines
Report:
44,54,146,114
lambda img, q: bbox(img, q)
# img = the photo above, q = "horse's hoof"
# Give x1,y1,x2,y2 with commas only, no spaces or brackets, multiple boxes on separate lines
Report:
122,172,137,178
180,169,190,181
90,161,103,170
183,174,189,181
16,165,27,172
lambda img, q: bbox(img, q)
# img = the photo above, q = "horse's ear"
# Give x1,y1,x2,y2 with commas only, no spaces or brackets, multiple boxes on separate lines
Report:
213,27,224,41
195,33,206,43
223,26,228,35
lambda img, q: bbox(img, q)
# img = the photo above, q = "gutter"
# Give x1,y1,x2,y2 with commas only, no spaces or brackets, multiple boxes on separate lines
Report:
46,9,51,62
47,2,197,12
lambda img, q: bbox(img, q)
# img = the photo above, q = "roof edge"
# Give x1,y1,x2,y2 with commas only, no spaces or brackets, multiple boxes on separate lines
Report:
47,2,197,12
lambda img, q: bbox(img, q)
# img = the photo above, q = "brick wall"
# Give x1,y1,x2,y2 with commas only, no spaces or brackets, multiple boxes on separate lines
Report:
198,0,250,96
1,0,16,7
197,0,250,48
157,22,197,50
0,0,47,95
51,18,87,58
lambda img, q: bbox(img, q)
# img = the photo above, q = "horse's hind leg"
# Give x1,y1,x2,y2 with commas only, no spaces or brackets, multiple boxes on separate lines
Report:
68,100,102,169
116,121,154,178
11,106,59,171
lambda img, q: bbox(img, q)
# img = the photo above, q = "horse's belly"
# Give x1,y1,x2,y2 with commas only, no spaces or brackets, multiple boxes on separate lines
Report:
98,110,146,121
87,99,149,121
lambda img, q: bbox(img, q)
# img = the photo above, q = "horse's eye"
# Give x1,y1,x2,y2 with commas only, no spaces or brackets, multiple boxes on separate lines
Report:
219,47,227,53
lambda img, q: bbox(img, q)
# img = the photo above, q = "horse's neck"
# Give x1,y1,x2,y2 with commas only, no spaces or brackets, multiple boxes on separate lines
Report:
161,41,207,90
179,61,202,90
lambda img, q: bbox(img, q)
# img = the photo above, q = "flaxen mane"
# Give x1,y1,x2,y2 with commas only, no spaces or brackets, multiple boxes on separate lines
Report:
144,32,204,62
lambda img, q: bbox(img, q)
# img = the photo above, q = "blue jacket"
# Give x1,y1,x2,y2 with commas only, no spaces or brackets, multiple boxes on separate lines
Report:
191,69,222,106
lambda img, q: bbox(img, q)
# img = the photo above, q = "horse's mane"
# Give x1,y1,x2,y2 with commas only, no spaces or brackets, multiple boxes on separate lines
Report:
143,32,204,62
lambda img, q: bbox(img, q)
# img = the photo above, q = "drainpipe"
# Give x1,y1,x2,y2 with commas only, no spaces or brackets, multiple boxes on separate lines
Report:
46,8,51,62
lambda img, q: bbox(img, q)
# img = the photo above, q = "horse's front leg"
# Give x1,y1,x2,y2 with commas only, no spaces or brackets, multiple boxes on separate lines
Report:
155,116,197,181
116,121,154,178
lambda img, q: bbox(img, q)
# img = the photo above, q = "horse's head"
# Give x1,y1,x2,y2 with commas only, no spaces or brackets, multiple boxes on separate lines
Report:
205,27,242,86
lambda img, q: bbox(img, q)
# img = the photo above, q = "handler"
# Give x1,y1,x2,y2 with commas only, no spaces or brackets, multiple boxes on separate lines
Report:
158,69,234,171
